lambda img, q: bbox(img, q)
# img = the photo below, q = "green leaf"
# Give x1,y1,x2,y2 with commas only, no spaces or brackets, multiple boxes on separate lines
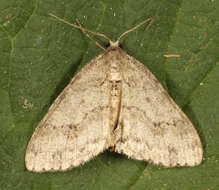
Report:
0,0,218,189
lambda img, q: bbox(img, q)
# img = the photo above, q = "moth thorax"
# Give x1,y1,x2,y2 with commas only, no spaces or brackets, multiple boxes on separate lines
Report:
108,73,122,81
108,61,122,81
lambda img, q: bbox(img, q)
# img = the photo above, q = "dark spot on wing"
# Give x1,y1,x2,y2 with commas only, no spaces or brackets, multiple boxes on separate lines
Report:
79,147,85,152
146,97,151,103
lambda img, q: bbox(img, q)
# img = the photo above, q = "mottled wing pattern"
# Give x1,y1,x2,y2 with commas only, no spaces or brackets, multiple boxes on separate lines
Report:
25,54,111,172
115,50,203,167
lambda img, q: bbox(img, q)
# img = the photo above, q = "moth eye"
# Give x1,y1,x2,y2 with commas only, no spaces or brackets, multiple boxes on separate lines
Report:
106,43,110,48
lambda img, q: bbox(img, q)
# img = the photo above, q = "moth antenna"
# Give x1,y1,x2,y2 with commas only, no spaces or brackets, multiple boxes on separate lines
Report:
76,19,106,50
49,13,112,50
116,17,154,44
49,14,154,50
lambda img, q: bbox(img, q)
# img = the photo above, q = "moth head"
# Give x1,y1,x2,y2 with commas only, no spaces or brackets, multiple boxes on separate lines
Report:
109,41,119,49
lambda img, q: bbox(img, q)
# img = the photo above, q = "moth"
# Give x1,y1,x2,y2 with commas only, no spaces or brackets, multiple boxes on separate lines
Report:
25,14,203,172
